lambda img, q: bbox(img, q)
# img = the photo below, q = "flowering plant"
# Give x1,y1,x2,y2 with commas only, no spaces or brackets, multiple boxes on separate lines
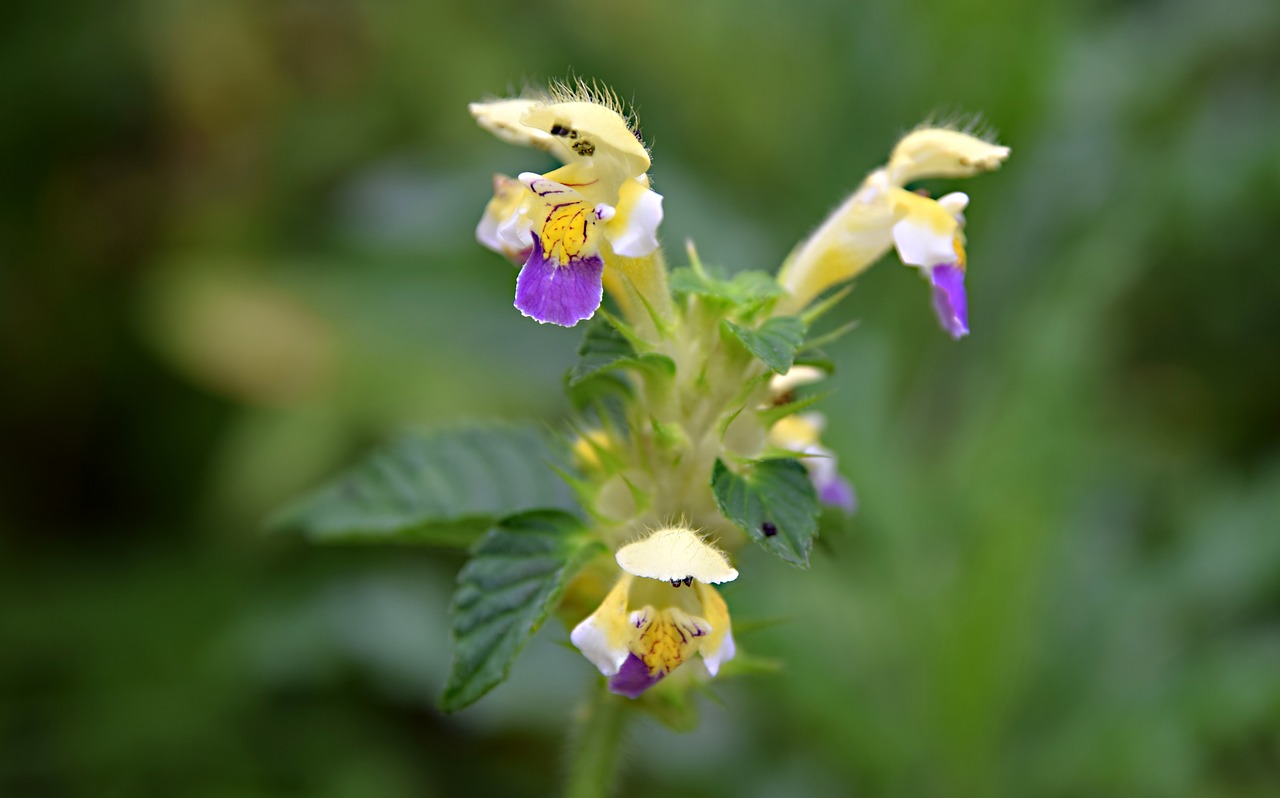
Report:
276,80,1007,794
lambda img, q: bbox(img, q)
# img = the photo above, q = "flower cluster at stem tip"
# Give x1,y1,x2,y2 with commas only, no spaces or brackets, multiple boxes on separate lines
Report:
471,80,1008,698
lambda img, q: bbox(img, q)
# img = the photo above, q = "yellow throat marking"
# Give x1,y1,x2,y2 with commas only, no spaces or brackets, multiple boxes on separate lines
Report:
540,199,595,265
633,608,706,676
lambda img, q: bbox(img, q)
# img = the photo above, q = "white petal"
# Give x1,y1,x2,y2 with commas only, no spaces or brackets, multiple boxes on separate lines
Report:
892,214,959,269
802,443,839,488
476,174,533,258
701,628,736,677
570,614,630,676
769,365,827,396
495,209,532,252
475,211,505,254
615,527,739,584
937,192,970,218
607,188,663,257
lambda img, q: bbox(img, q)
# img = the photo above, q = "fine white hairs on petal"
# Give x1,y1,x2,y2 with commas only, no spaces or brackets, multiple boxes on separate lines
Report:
887,127,1010,185
616,527,739,584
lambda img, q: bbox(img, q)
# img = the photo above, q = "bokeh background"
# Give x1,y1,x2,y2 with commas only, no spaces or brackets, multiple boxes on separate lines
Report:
3,0,1279,795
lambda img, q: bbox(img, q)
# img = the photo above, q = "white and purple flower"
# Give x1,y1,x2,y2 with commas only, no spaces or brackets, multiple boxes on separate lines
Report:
777,126,1008,339
571,527,737,699
470,89,665,327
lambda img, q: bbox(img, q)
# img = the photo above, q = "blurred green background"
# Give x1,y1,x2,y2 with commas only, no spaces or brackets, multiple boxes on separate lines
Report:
2,0,1278,795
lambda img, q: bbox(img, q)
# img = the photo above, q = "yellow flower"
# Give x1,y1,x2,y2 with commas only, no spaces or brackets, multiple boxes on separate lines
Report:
777,126,1009,338
470,84,667,327
570,527,737,698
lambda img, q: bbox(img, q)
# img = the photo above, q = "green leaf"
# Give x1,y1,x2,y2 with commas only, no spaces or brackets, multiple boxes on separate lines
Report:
569,316,674,386
711,457,820,567
441,511,605,711
670,267,787,310
800,320,859,353
271,424,576,546
756,391,830,429
724,316,808,373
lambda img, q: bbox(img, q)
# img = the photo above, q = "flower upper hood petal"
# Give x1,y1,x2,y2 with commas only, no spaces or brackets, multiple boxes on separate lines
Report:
887,127,1010,185
615,527,739,584
469,99,575,161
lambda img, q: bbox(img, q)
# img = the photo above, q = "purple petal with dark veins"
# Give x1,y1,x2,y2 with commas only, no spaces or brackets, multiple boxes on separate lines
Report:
608,654,664,699
818,475,857,514
929,264,969,340
514,234,604,327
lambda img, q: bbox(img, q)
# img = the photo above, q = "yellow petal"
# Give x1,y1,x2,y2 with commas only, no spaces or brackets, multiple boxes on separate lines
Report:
887,127,1010,185
521,101,650,198
693,582,735,676
518,173,605,265
775,170,900,309
768,412,824,450
631,606,710,677
570,574,635,676
889,188,966,270
616,527,739,584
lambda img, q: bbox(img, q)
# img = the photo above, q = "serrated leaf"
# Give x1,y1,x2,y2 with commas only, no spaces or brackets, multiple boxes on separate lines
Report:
440,511,605,711
569,316,674,386
271,425,576,546
724,316,808,373
670,267,786,309
711,457,820,567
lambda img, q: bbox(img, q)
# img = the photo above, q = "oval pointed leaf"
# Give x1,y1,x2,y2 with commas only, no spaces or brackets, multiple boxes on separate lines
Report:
711,457,819,567
271,424,576,546
569,316,674,386
441,511,606,711
724,316,807,374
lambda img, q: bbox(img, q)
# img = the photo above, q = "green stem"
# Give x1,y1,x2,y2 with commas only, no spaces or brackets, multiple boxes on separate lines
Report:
563,685,629,798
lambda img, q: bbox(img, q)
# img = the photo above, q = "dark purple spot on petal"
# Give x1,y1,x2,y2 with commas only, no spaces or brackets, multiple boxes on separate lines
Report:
818,475,857,514
514,235,604,327
929,264,969,340
608,653,663,699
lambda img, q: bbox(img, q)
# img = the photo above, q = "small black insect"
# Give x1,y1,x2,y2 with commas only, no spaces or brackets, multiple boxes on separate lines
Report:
669,578,682,588
761,521,778,537
550,123,570,137
682,576,693,587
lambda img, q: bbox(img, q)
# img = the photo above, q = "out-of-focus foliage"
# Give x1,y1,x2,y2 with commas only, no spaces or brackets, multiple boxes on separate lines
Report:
1,0,1277,796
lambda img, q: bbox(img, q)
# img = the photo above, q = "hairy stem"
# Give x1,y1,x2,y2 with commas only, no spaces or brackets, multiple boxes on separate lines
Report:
563,686,629,798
